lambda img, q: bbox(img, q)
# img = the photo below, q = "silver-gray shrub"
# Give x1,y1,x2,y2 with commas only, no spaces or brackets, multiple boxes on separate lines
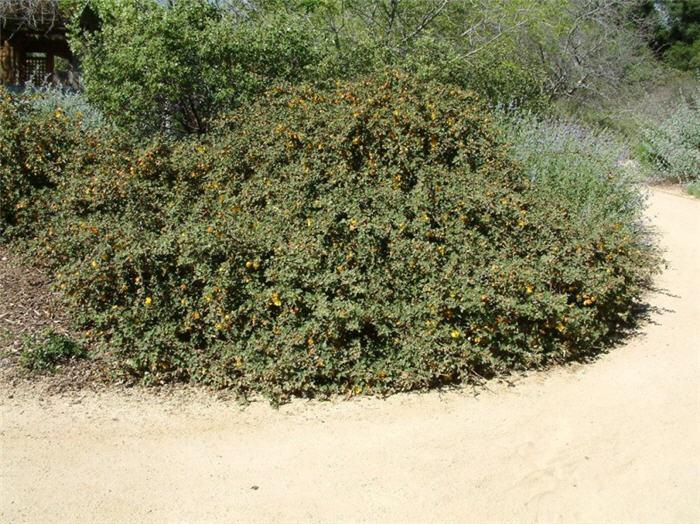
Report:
24,83,111,133
640,87,700,184
498,112,646,228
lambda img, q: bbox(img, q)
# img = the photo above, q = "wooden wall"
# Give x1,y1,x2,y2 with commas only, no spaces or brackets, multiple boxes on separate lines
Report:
0,39,19,85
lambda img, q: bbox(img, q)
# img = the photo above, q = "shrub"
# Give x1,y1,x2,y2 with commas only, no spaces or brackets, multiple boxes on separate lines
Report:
0,86,114,235
19,329,87,373
639,0,700,71
23,84,112,133
4,73,660,401
73,0,326,136
0,88,83,233
499,113,644,222
396,39,548,112
639,88,700,184
687,181,700,199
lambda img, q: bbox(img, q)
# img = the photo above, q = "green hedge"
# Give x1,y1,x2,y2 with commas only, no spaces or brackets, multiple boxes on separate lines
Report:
1,73,660,401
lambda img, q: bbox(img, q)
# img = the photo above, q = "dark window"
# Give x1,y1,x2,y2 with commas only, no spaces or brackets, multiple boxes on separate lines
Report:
24,52,48,83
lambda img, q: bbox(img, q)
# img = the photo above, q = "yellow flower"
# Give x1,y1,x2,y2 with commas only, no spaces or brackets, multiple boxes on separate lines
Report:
271,293,282,307
91,260,98,268
451,330,460,339
145,297,152,306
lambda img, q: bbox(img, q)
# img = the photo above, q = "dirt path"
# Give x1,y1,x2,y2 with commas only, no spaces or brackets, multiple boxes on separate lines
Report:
1,188,699,523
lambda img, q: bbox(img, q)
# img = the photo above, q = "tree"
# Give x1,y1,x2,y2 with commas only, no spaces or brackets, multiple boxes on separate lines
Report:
72,0,325,135
638,0,700,70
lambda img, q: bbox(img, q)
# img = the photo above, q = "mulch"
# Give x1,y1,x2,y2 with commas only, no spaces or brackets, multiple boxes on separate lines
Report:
0,245,109,393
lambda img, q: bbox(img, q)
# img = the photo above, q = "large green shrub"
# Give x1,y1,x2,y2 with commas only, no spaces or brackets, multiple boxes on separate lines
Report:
73,0,326,136
2,73,659,401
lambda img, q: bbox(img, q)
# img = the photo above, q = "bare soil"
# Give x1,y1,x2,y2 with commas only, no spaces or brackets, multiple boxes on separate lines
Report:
1,187,698,523
0,246,108,392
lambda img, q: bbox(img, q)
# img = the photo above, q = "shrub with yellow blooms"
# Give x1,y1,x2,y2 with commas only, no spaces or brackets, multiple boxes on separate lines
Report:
1,73,660,402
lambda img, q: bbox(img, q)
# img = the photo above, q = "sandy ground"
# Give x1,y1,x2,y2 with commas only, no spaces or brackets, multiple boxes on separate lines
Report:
1,187,699,524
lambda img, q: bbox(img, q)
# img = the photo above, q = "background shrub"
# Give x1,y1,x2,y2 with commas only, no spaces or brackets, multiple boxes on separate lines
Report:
72,0,659,137
499,113,643,220
22,84,112,133
2,73,660,401
638,88,700,184
638,0,700,71
73,0,327,136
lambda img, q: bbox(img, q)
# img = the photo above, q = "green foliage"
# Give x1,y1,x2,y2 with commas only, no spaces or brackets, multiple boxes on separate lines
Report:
271,0,552,108
62,0,664,134
396,39,548,112
272,0,654,107
638,0,700,70
686,181,700,198
0,89,85,232
73,0,326,135
2,73,660,401
663,39,700,70
74,0,637,132
499,113,644,221
19,329,87,373
639,87,700,183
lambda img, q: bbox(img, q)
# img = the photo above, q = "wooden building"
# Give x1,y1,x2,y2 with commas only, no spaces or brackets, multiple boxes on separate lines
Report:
0,1,79,87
